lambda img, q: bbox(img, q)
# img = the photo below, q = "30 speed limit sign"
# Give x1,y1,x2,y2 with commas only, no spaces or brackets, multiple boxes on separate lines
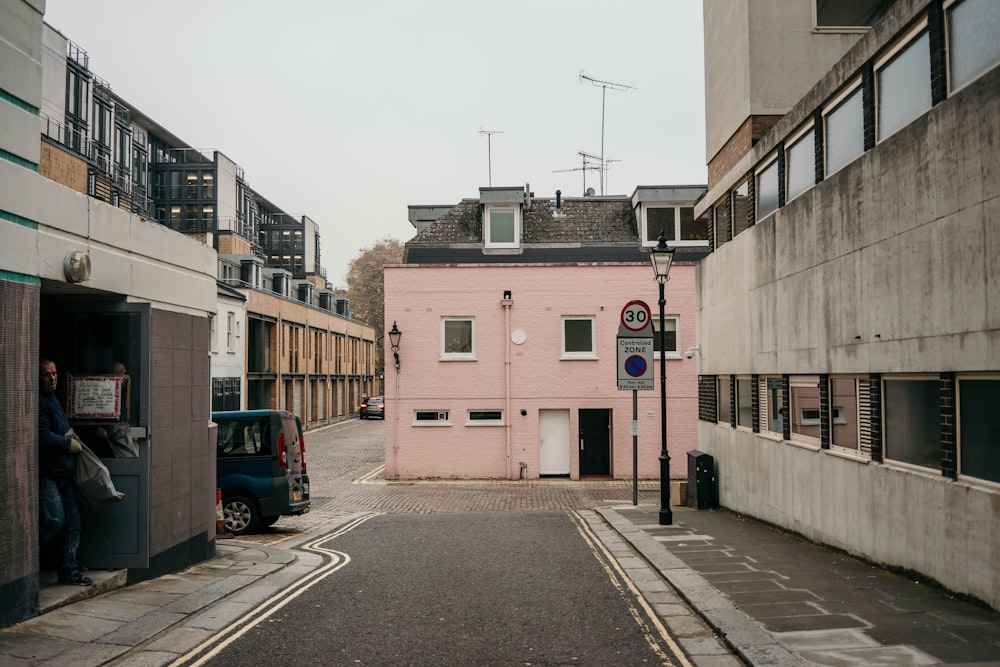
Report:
620,300,652,333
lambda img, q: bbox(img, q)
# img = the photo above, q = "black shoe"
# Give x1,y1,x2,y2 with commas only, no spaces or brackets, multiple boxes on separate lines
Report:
59,571,93,586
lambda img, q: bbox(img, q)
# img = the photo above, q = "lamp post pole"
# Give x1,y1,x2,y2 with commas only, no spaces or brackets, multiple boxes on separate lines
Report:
649,232,675,526
657,277,672,525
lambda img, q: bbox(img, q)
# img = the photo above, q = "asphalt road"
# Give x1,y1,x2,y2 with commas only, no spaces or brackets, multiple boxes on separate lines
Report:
207,511,678,666
206,420,684,666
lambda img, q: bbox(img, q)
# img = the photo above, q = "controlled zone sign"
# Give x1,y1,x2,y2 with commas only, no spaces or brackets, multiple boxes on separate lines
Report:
617,336,654,390
617,299,654,391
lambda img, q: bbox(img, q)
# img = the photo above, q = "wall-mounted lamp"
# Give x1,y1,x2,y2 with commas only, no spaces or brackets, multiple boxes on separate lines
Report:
63,250,91,283
503,290,512,300
684,345,701,359
388,321,402,371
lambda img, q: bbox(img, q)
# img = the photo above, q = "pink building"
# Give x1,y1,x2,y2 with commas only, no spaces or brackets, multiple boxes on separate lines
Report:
384,186,707,482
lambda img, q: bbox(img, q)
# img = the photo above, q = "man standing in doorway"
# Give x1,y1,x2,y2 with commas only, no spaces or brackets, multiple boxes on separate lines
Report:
38,358,92,586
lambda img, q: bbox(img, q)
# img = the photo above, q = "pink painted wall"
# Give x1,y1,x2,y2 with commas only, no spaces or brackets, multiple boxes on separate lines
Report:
383,262,699,481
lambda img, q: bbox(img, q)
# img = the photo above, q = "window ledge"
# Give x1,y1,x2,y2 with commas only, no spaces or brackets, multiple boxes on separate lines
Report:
561,355,599,361
825,447,871,464
955,475,1000,493
757,431,783,442
787,439,821,452
440,356,477,362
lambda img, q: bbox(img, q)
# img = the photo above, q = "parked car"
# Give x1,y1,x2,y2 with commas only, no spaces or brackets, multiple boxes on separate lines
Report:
213,410,310,535
295,415,311,507
361,396,385,419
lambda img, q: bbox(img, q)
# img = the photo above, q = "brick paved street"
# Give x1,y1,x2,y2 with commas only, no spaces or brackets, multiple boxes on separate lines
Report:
253,418,662,542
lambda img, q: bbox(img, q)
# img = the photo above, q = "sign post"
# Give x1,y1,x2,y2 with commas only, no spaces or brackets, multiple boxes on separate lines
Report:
617,301,654,505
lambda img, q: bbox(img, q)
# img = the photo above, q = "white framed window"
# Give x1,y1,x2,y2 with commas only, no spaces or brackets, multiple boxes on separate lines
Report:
485,204,520,248
441,317,475,360
755,156,779,221
651,316,679,359
413,410,451,425
789,375,822,445
467,409,504,426
830,376,862,453
946,0,1000,93
736,376,753,429
956,375,1000,486
800,408,821,426
226,312,235,351
561,316,596,359
823,82,865,176
883,376,940,470
784,124,815,203
641,205,707,247
876,24,932,142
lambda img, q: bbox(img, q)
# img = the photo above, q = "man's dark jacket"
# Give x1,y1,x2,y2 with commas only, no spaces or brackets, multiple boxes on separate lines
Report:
39,391,75,477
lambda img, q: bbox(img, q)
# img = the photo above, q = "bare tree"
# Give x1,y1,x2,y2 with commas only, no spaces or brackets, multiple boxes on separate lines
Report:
345,237,404,371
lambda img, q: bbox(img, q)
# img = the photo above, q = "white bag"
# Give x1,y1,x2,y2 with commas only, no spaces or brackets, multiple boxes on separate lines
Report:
74,442,125,512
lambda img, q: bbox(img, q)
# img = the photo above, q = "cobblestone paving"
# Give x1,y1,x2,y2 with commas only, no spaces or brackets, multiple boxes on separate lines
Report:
243,419,661,544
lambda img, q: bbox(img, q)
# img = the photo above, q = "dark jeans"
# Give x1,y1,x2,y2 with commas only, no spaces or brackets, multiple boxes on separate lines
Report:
39,475,82,578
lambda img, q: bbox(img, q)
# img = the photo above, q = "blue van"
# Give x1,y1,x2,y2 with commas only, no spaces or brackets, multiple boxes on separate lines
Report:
213,410,310,535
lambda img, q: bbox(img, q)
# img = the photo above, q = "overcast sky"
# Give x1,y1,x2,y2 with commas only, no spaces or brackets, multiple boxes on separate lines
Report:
43,1,707,286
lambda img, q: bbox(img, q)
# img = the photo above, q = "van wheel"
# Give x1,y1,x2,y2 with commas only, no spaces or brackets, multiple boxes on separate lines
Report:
223,495,260,535
261,516,279,528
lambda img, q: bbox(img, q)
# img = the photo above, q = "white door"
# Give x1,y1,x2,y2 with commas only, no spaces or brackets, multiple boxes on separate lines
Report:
539,409,571,476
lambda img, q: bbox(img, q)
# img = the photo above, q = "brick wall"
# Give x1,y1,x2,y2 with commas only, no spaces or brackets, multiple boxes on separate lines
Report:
707,115,783,189
385,262,701,480
217,233,252,256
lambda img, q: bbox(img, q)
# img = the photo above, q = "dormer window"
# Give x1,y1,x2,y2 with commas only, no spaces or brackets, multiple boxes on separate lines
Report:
480,186,526,250
485,204,521,248
632,186,708,248
639,204,707,247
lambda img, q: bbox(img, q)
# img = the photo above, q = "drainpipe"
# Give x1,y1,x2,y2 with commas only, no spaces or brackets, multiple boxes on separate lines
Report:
501,290,513,478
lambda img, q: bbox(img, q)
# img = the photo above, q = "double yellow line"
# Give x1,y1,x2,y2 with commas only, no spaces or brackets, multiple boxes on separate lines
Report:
569,510,693,667
172,512,380,667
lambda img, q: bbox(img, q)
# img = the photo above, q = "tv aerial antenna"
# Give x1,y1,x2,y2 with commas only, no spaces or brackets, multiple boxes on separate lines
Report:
553,150,603,196
579,71,635,195
479,128,503,186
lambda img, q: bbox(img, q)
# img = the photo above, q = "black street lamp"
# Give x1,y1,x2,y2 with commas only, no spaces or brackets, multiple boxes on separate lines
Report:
388,321,402,372
649,232,675,525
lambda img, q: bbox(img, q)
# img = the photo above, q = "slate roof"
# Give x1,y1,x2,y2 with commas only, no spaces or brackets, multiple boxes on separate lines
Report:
403,195,710,264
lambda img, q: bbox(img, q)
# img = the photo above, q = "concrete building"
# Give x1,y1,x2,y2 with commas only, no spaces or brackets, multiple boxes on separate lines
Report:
0,1,373,627
694,0,1000,610
384,186,708,482
2,0,217,627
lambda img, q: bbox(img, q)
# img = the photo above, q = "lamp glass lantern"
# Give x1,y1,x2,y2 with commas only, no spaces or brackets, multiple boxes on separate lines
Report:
388,321,402,371
649,232,675,282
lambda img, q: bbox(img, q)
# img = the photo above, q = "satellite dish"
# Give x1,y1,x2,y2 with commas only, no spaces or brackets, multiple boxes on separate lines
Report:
585,187,596,196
